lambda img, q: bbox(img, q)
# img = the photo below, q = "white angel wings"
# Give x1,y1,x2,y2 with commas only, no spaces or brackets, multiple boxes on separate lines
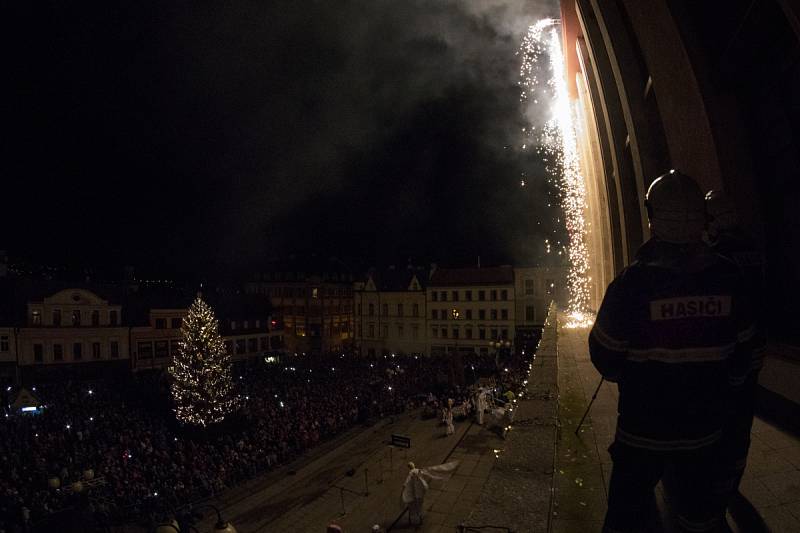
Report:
401,461,459,503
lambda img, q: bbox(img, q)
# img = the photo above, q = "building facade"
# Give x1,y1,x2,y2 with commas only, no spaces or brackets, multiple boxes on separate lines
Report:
130,294,283,371
16,288,131,379
246,258,354,355
353,269,427,357
0,281,284,380
427,266,517,357
513,266,568,338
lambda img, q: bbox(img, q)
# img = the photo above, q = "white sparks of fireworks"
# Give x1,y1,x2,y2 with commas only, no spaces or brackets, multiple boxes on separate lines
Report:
519,19,593,328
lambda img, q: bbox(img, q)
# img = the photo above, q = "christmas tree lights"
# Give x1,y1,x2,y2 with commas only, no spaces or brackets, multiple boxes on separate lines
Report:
169,295,236,427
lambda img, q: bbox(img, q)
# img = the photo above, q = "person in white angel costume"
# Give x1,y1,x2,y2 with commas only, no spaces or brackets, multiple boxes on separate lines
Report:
402,460,459,525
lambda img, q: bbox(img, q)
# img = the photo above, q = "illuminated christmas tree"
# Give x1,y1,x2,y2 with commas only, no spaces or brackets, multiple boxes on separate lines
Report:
169,295,235,427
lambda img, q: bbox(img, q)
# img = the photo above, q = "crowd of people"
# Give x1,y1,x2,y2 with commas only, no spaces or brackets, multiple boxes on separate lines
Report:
0,348,534,532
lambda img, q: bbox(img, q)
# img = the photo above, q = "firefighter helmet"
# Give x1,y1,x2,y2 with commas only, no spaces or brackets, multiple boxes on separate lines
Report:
645,170,705,243
705,189,738,233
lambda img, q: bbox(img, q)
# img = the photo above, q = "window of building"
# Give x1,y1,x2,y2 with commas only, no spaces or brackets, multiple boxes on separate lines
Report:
501,289,508,301
368,304,375,316
138,341,152,359
236,339,246,354
110,341,119,358
72,342,82,360
501,329,508,339
244,320,249,329
368,324,375,338
91,310,100,326
479,328,486,340
0,336,7,352
382,304,388,316
382,325,389,338
412,303,419,317
466,328,473,339
466,309,473,320
440,291,447,301
398,325,404,338
155,318,167,329
490,290,497,301
452,328,459,339
412,325,419,339
92,342,101,359
432,309,438,320
312,287,319,299
53,343,63,361
524,279,534,296
231,321,237,330
465,290,472,301
441,328,448,338
357,303,362,316
397,304,404,317
491,309,498,320
260,337,268,350
53,309,62,326
31,310,41,325
155,341,169,358
526,305,535,321
170,339,180,355
501,309,509,320
432,291,438,302
72,310,81,326
452,291,459,301
432,327,438,338
171,318,182,329
33,344,43,363
109,310,118,326
479,309,486,320
248,338,258,352
546,280,555,295
478,291,485,301
491,329,498,340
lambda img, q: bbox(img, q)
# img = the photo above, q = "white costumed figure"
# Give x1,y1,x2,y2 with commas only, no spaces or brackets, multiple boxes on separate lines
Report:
445,399,455,436
402,461,459,525
476,388,487,425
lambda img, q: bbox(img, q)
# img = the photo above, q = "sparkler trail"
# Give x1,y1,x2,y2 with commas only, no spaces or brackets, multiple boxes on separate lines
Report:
519,19,593,328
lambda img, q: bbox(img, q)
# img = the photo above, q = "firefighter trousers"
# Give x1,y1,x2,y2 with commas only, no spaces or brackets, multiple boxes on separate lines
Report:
603,440,727,533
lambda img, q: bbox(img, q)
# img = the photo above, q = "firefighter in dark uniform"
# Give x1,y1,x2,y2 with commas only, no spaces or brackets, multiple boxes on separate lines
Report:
589,171,757,533
705,190,767,520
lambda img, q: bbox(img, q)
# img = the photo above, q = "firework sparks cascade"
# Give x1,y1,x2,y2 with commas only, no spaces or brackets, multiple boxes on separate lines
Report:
519,19,593,328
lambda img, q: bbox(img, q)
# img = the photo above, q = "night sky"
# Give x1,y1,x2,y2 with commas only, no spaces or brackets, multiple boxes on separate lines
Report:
6,0,563,277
